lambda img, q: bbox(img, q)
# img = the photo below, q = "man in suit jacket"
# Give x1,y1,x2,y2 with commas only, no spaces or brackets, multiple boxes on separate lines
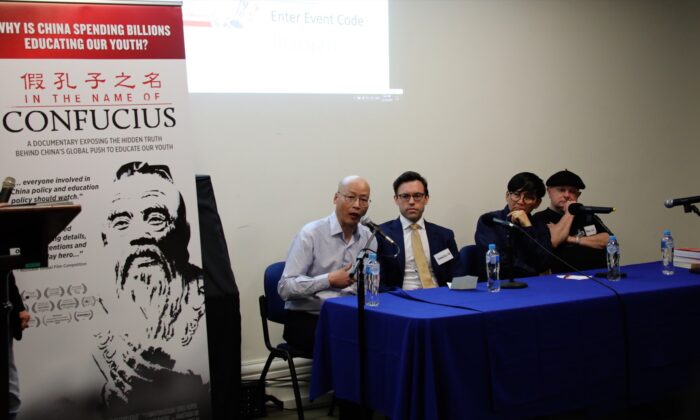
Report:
377,171,459,289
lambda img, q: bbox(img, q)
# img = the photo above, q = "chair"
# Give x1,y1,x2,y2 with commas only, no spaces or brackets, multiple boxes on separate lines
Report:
454,244,480,277
258,261,311,420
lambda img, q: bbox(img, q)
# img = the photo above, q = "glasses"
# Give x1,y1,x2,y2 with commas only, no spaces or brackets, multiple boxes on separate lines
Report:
508,191,537,204
396,193,426,202
339,193,371,207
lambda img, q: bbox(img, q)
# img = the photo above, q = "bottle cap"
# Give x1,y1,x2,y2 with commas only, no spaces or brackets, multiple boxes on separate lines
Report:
609,235,616,241
663,229,671,235
367,251,377,262
488,243,496,250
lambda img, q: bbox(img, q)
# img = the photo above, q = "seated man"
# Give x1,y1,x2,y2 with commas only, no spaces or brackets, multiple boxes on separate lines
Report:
278,175,376,354
534,169,612,273
377,171,458,289
474,172,552,281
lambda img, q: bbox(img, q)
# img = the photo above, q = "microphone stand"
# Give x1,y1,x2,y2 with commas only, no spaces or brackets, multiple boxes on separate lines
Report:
501,227,528,289
683,204,700,219
351,231,377,420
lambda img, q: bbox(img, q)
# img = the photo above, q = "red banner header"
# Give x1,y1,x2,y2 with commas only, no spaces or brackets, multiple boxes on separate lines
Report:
0,2,185,59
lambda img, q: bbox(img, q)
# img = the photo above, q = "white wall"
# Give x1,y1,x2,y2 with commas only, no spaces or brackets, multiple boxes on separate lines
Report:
188,0,700,366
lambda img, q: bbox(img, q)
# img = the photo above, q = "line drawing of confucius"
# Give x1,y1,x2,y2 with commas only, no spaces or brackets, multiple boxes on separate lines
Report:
93,161,207,413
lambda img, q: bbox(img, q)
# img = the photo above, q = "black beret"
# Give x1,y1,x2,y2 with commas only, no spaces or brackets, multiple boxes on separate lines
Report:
546,169,585,190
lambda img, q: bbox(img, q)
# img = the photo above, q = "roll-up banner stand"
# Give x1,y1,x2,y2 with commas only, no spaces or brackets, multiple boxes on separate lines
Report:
0,1,211,418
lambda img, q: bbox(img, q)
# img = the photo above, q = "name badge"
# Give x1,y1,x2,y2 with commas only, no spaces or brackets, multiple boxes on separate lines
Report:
434,248,454,265
584,225,597,236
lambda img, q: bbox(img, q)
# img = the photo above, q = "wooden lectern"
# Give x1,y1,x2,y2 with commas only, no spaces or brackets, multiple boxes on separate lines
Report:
1,204,80,419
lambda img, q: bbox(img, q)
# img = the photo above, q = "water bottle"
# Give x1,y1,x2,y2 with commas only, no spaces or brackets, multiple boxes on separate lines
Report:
661,229,674,275
486,243,500,292
606,235,621,281
364,251,380,307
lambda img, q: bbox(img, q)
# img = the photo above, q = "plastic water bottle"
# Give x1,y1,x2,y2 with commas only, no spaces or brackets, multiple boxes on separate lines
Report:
661,229,674,276
606,235,621,281
486,243,500,292
364,251,380,307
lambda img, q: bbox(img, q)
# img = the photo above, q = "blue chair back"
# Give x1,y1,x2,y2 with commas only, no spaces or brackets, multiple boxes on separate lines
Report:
456,245,480,277
264,261,287,324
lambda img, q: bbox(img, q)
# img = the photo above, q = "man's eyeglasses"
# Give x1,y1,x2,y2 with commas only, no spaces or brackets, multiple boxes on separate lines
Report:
508,191,537,204
396,193,426,202
339,193,371,207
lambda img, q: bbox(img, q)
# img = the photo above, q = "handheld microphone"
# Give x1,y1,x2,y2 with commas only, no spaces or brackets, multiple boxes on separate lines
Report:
664,195,700,209
360,216,397,246
568,203,615,215
0,176,15,203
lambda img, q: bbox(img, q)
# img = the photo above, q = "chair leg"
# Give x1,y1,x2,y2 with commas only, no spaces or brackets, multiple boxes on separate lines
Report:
259,352,275,385
327,394,336,416
257,353,286,411
286,355,305,420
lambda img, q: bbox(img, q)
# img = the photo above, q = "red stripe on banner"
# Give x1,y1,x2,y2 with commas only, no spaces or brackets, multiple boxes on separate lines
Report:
0,2,185,59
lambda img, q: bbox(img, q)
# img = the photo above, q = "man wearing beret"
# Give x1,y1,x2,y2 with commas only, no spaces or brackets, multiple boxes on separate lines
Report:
534,169,613,273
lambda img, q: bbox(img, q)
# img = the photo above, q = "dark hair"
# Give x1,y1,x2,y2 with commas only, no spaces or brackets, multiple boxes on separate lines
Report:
393,171,429,196
507,172,545,198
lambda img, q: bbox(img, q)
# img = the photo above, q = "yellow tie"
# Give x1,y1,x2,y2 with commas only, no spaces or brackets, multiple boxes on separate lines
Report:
410,224,435,289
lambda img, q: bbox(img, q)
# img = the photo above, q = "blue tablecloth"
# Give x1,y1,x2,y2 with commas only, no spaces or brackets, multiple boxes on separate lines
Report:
309,263,677,419
603,263,700,405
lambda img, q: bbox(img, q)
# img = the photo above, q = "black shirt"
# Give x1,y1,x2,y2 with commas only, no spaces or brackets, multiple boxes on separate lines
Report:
474,206,552,280
533,207,611,274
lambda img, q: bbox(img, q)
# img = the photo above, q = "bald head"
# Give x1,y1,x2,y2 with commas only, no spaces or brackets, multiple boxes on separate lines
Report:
337,175,369,193
333,175,371,235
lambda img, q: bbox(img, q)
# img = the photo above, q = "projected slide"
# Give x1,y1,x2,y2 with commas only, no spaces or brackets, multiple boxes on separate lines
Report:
182,0,402,95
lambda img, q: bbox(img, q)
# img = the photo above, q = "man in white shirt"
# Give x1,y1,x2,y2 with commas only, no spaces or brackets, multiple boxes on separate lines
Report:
277,175,375,353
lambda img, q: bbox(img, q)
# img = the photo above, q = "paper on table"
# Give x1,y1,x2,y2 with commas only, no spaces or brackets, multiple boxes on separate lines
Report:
450,275,478,290
557,274,589,280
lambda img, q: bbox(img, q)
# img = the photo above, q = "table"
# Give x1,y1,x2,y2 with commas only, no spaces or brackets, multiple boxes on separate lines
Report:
311,262,700,419
603,263,700,405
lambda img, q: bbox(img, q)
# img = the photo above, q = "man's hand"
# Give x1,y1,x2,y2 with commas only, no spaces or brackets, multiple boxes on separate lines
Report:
328,263,354,288
508,210,532,227
18,310,30,330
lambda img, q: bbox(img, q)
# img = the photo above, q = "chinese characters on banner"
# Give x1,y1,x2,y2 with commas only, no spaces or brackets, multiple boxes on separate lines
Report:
0,2,211,419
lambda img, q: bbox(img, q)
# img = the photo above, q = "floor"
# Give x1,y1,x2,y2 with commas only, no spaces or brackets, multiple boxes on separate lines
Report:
260,391,700,420
265,405,335,420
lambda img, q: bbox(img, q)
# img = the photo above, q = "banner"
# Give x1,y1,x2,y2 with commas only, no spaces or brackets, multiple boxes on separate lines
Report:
0,2,211,419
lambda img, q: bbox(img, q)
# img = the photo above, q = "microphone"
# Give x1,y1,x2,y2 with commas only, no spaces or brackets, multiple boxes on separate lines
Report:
481,215,519,229
491,217,516,229
360,216,397,246
568,203,615,215
0,176,15,203
664,195,700,209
